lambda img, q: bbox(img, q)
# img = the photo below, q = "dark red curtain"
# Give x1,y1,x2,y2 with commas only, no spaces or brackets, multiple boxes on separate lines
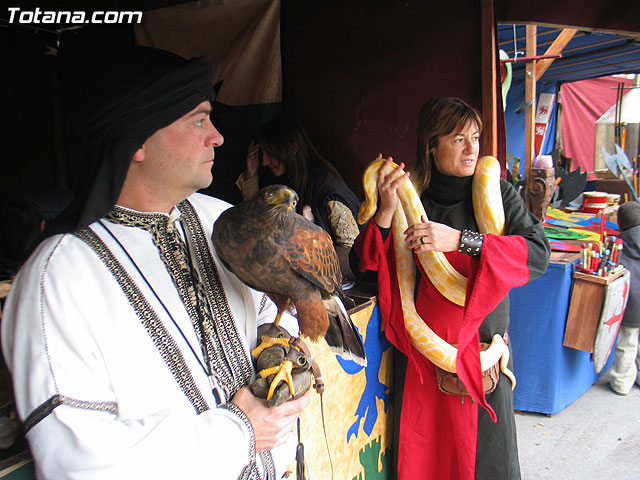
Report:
280,1,488,198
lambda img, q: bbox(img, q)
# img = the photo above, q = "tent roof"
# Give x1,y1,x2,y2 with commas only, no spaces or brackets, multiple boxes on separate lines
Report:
499,24,640,85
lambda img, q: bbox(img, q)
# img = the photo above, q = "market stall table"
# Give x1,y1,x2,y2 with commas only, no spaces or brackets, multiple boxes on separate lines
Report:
508,253,615,415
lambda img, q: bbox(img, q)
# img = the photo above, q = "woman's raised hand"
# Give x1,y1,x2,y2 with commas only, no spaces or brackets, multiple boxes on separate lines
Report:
373,154,409,229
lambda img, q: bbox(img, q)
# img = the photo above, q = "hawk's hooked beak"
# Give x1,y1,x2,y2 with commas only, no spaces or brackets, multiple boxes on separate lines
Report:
264,185,299,211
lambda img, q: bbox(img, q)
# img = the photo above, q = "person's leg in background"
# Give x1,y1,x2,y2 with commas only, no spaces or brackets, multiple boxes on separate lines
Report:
610,326,640,395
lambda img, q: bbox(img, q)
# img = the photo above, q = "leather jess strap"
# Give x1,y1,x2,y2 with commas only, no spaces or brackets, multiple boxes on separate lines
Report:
291,337,324,395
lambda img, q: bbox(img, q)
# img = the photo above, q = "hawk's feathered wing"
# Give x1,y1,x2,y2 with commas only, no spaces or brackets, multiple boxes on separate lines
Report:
212,185,366,366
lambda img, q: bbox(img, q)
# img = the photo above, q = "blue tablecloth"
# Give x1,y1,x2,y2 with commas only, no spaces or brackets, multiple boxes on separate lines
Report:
509,261,614,414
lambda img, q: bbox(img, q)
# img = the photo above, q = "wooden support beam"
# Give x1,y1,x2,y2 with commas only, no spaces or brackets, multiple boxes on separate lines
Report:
481,0,498,157
524,24,537,178
535,28,578,78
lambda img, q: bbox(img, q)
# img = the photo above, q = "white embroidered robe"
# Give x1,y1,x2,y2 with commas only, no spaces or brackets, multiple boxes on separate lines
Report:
2,193,298,479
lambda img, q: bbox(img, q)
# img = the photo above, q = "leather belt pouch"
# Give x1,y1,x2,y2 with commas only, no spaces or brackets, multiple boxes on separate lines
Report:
436,342,500,396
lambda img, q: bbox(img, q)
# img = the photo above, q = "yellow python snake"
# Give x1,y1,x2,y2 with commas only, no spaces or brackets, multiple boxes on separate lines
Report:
358,156,516,388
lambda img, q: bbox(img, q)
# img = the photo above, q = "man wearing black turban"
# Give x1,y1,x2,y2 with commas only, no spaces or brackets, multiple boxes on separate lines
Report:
2,45,308,479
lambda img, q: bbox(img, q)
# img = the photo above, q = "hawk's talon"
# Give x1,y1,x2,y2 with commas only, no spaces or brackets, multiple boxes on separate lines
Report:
260,359,296,401
251,336,292,359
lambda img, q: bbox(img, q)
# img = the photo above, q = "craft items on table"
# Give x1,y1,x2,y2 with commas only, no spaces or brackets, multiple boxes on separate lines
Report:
581,191,609,214
577,236,624,277
544,208,620,252
607,193,621,208
534,154,553,169
548,240,582,253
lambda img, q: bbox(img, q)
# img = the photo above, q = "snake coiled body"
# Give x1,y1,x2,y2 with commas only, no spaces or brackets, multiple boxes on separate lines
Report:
358,157,516,388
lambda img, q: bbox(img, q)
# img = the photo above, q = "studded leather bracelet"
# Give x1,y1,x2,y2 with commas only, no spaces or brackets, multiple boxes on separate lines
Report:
458,229,484,257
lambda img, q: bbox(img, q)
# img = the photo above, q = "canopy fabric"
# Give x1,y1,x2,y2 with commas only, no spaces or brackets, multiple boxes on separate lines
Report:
135,0,282,106
560,76,633,177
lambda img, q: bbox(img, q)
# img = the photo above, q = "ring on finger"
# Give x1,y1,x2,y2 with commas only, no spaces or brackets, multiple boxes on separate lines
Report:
420,237,426,245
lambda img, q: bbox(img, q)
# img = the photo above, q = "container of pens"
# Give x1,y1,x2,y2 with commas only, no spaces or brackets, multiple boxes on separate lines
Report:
577,236,624,277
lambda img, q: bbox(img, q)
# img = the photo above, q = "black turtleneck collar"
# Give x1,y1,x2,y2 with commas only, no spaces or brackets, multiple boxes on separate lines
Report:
425,168,473,206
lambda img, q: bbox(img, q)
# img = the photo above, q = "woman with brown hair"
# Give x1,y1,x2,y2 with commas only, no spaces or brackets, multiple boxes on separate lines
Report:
352,97,550,479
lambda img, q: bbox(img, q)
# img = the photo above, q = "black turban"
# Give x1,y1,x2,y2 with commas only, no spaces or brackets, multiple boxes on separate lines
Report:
50,45,216,234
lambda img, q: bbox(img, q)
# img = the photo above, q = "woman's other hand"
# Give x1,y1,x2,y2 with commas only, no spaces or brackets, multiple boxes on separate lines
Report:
404,215,462,253
373,154,409,229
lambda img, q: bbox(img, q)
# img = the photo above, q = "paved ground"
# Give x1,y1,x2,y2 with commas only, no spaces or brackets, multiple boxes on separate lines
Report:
516,371,640,479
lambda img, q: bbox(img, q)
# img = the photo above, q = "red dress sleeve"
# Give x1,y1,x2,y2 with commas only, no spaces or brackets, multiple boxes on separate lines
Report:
455,233,530,419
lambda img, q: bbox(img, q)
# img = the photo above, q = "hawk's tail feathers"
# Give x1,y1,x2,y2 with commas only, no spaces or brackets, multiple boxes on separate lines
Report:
323,296,367,367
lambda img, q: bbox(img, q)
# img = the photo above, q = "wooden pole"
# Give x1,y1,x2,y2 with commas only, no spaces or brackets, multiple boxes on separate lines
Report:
481,0,498,157
535,28,578,78
524,25,537,178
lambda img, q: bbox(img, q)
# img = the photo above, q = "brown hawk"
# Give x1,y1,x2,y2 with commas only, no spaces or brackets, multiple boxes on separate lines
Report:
212,185,366,397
